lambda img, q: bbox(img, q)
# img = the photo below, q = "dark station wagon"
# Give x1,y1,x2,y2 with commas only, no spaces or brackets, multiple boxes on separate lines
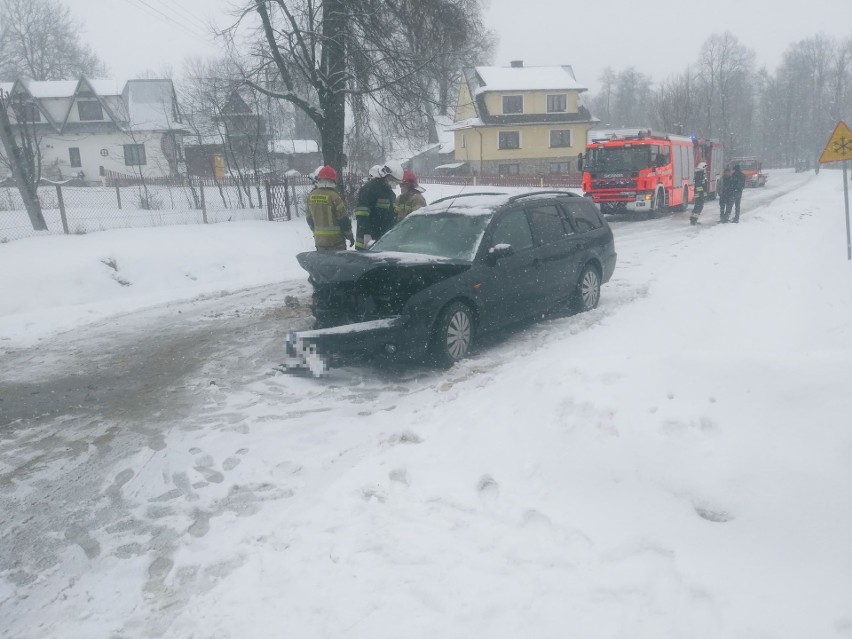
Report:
285,191,617,375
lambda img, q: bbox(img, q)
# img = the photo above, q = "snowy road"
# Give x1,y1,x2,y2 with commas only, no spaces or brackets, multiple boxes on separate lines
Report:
5,168,849,639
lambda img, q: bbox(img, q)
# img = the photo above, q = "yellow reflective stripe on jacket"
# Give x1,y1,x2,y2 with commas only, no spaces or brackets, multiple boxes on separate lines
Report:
354,207,370,217
309,194,330,204
314,227,340,236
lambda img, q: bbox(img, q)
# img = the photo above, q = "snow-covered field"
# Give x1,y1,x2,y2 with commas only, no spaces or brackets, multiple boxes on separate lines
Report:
2,171,852,638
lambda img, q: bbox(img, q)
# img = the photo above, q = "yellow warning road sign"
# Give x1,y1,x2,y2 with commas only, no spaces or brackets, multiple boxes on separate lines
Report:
819,121,852,164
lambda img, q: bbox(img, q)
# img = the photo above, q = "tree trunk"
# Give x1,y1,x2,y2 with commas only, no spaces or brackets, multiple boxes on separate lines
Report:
0,100,47,231
318,0,347,174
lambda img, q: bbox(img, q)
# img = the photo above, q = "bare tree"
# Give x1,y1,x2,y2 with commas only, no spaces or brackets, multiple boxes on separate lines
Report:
0,0,106,80
226,0,492,173
0,88,46,230
652,68,697,135
697,32,756,154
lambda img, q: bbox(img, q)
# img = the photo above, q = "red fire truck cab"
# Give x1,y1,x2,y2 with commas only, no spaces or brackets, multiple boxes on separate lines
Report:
729,156,767,187
582,129,696,215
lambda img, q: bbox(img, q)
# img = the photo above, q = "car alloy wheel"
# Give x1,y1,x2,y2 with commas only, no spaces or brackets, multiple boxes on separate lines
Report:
576,266,601,312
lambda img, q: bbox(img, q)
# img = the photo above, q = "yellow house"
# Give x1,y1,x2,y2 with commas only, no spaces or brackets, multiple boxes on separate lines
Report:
451,61,593,176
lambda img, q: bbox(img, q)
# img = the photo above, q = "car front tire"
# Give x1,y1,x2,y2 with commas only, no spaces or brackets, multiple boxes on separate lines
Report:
431,301,474,367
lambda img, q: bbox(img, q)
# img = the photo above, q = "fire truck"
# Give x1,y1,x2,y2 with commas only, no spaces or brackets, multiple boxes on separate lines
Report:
582,129,696,215
729,156,767,187
693,137,725,198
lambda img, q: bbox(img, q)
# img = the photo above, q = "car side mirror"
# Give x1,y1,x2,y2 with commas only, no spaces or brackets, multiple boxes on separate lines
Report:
487,243,514,265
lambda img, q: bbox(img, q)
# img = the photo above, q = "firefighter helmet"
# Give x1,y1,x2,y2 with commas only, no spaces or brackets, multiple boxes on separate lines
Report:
317,165,337,181
368,164,383,179
379,160,404,182
697,162,707,171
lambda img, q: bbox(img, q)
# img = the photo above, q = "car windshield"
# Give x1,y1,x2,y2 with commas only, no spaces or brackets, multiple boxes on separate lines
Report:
585,146,654,172
370,212,492,261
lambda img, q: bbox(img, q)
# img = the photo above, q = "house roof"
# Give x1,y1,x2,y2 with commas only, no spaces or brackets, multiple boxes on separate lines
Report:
458,65,593,129
2,77,181,134
473,65,587,94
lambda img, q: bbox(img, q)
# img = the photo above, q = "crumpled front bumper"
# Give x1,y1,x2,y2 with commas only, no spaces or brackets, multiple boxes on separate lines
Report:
281,316,423,376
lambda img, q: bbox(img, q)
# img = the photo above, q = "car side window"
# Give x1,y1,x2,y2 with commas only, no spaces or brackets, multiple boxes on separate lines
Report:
526,204,570,245
563,199,603,233
490,209,534,251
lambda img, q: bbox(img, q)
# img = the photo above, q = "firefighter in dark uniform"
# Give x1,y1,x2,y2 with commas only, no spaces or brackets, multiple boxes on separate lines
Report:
395,170,427,221
354,160,403,249
719,166,732,222
690,162,708,225
728,164,746,223
305,165,353,251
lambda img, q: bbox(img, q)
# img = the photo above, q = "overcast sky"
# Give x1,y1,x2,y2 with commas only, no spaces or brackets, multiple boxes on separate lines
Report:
66,0,851,94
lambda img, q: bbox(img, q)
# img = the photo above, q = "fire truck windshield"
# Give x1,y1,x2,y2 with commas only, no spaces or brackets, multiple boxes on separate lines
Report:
584,146,656,173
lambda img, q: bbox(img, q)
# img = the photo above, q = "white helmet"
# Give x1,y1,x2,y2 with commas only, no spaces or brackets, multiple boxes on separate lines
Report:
368,164,383,179
379,160,404,182
309,165,323,184
697,162,707,171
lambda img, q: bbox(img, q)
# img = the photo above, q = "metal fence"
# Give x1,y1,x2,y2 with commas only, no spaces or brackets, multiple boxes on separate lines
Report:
0,172,583,243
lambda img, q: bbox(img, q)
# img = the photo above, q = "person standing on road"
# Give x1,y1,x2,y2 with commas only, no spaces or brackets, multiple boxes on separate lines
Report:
395,170,427,221
719,167,733,223
727,164,746,223
305,166,353,251
354,160,403,249
690,162,708,225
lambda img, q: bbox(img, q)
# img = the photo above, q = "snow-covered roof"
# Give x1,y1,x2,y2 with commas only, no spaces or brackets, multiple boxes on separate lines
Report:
474,65,586,93
448,117,484,131
270,139,319,154
87,79,127,96
21,80,80,98
435,162,467,170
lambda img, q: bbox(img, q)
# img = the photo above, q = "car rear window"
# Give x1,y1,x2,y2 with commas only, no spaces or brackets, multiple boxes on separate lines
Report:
562,199,603,233
527,204,570,244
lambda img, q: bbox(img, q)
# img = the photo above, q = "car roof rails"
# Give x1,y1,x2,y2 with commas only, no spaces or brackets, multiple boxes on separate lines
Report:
507,190,580,203
430,192,507,205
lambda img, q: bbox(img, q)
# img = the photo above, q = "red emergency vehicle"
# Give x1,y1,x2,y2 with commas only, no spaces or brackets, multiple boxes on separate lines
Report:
693,137,725,198
729,156,767,187
582,129,695,215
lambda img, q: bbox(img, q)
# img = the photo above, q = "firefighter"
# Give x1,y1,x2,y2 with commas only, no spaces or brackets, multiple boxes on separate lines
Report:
354,160,402,249
305,165,353,251
689,162,708,225
728,164,746,223
719,167,732,222
395,170,427,221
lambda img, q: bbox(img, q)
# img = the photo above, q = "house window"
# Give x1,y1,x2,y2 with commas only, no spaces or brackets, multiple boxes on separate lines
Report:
498,131,520,150
502,95,523,114
69,147,81,167
547,94,567,113
550,129,572,148
549,161,569,174
78,101,104,121
124,144,146,166
461,134,466,149
498,163,520,176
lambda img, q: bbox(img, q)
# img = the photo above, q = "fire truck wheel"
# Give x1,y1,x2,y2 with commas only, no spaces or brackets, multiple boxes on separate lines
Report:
650,189,667,217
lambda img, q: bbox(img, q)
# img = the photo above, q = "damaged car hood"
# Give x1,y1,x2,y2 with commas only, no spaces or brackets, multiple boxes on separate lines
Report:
297,250,471,286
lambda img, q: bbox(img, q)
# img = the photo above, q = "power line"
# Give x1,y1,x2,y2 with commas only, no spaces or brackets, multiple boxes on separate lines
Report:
147,0,216,39
135,0,211,40
118,0,211,46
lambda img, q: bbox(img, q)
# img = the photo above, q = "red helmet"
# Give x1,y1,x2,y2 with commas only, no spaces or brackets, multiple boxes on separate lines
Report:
402,169,418,186
317,165,337,181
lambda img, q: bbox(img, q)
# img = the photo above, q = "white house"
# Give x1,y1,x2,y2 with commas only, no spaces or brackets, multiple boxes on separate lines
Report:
1,77,185,182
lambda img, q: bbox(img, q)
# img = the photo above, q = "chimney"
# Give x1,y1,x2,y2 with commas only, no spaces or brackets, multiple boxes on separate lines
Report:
510,60,524,68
